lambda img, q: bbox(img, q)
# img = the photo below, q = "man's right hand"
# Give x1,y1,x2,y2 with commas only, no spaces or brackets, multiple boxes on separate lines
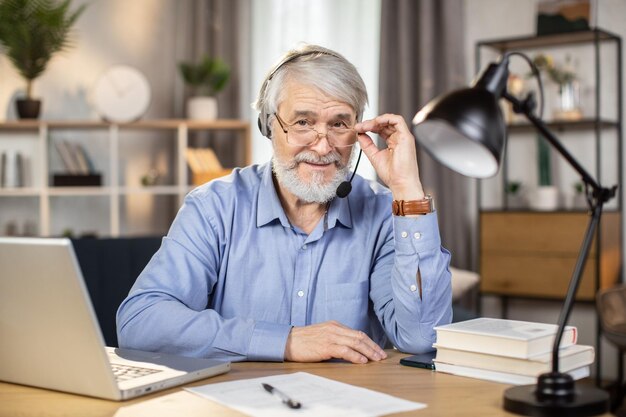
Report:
283,321,388,364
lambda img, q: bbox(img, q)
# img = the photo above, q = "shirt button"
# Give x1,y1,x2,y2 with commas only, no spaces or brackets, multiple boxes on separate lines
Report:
302,244,307,250
414,232,421,239
297,290,304,297
401,231,408,238
410,284,418,292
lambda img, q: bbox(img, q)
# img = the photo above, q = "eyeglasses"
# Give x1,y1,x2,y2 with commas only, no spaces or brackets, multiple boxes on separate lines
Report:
274,112,358,148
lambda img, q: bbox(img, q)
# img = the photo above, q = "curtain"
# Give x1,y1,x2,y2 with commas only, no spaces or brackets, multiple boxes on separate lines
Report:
176,0,251,167
379,0,476,270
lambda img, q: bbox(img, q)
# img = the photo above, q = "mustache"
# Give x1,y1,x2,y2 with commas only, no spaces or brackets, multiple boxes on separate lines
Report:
285,150,344,170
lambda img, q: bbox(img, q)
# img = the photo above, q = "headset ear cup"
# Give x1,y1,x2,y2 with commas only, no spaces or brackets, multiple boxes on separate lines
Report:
257,116,265,136
257,115,271,139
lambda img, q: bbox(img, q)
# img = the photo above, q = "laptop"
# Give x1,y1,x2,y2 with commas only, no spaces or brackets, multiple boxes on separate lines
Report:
0,237,230,401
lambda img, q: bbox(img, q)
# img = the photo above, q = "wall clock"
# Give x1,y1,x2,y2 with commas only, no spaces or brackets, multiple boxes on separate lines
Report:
92,65,151,123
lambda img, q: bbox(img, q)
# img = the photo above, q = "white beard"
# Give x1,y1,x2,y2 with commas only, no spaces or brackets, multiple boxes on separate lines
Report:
272,149,353,204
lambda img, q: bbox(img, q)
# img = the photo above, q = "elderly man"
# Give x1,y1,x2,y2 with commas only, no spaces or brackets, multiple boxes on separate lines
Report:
117,44,452,364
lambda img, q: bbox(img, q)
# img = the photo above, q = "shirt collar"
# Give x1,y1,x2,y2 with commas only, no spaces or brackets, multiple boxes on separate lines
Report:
256,162,353,230
256,163,291,228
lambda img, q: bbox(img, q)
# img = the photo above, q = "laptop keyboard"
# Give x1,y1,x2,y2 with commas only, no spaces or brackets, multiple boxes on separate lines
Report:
111,363,163,382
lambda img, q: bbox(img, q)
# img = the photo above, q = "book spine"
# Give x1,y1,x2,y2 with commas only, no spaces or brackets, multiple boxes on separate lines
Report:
0,151,6,188
54,141,79,175
72,143,89,175
15,152,23,187
77,144,96,174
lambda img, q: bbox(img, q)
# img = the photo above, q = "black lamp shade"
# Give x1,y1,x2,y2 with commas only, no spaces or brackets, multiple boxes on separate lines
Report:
412,87,506,178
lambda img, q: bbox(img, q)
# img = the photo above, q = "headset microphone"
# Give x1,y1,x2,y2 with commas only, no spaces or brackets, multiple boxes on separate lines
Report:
336,149,362,198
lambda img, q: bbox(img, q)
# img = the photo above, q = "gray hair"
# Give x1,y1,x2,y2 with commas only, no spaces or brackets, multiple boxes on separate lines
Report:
254,44,368,138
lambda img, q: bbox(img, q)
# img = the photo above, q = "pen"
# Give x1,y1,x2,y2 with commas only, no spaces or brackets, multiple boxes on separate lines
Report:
262,382,302,409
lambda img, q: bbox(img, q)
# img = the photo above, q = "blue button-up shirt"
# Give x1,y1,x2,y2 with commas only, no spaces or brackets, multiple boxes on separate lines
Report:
117,163,452,362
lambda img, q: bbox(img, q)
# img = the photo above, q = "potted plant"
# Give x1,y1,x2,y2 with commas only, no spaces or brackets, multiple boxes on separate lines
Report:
532,53,582,121
572,181,587,209
530,135,559,211
0,0,86,119
505,180,525,209
178,55,230,120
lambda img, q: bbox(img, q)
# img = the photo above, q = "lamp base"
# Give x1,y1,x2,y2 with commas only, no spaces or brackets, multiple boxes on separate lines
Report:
504,382,609,417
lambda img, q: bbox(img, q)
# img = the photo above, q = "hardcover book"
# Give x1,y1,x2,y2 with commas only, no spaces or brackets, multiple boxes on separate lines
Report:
434,318,577,358
434,362,589,385
433,344,593,375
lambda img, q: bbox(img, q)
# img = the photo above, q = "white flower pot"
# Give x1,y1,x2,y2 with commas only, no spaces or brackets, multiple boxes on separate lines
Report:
529,186,559,211
187,96,217,120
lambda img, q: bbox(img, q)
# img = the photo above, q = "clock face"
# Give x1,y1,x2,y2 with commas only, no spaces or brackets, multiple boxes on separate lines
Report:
92,65,151,123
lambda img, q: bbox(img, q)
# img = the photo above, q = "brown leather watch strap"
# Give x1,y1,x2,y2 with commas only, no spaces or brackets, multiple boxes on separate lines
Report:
392,195,433,216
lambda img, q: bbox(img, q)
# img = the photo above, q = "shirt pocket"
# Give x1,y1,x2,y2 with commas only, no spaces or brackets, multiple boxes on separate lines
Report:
324,281,369,329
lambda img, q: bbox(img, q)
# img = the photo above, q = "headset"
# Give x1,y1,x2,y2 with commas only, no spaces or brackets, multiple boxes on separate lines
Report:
256,47,363,198
257,48,342,138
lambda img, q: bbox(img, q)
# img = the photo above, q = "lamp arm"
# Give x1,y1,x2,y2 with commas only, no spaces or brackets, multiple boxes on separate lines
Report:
503,92,601,192
503,91,617,376
551,203,601,372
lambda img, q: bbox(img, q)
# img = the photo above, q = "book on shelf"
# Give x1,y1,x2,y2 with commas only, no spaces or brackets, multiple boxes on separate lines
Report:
71,142,89,174
185,147,224,172
185,147,230,185
0,151,27,188
0,151,5,187
434,318,577,359
54,140,80,174
433,344,594,376
434,362,590,386
76,144,96,173
54,140,97,176
15,152,23,187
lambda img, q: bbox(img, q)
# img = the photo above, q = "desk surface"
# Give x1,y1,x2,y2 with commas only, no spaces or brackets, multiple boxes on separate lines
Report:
0,350,611,417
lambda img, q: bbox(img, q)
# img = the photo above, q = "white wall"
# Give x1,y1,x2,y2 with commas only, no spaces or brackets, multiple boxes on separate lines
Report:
0,0,180,121
464,0,626,380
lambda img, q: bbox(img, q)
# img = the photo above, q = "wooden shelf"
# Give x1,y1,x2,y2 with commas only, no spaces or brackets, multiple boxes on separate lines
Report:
0,119,249,131
0,188,41,197
48,187,112,196
507,118,620,133
478,29,620,52
0,119,251,237
480,208,622,214
119,186,181,195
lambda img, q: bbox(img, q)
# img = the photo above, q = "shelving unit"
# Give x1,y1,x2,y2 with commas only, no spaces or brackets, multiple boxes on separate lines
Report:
476,29,622,383
0,119,251,237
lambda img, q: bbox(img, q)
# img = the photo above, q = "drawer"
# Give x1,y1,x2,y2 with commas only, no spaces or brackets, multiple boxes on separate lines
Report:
481,212,595,255
480,253,596,300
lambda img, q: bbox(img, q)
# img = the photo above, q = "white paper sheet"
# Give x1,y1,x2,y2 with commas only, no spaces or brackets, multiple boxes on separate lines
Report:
185,371,426,417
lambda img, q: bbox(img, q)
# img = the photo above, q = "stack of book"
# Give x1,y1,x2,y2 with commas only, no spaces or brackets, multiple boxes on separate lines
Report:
0,151,27,188
433,317,594,385
185,148,231,186
53,140,101,186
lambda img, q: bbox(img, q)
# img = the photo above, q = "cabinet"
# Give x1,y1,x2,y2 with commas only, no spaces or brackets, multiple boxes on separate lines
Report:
476,29,622,303
0,119,251,237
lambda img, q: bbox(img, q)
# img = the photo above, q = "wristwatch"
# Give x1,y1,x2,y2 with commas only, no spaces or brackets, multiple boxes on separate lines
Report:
392,195,434,216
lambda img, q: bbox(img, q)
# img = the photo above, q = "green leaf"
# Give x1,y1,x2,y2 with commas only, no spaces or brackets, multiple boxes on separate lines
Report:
178,55,231,96
537,135,552,186
0,0,86,97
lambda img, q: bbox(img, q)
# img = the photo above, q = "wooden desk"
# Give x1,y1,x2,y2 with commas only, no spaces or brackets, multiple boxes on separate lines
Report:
0,350,611,417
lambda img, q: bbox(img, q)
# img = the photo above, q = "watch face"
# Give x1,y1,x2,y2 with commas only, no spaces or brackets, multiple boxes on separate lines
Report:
92,65,151,123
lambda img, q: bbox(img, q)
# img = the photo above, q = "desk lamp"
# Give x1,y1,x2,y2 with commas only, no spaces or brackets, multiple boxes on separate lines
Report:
412,53,614,417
